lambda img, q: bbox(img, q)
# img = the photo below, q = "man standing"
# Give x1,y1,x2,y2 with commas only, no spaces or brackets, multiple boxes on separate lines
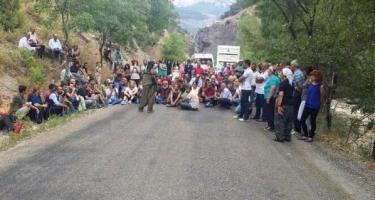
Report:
139,61,157,113
234,60,254,122
290,60,305,135
253,63,269,121
48,34,62,59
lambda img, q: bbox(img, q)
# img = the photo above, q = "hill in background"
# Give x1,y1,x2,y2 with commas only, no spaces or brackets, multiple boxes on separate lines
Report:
175,1,234,35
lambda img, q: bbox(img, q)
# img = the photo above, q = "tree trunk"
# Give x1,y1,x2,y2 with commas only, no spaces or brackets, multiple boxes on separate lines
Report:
99,32,107,67
60,11,70,48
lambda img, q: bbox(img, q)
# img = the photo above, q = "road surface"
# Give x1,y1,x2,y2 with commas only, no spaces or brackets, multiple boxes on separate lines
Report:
0,106,373,200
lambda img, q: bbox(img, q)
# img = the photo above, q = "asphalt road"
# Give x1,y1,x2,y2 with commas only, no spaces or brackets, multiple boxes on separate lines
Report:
0,105,373,200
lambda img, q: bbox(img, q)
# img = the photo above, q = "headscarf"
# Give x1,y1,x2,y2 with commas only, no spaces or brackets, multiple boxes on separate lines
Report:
282,68,293,85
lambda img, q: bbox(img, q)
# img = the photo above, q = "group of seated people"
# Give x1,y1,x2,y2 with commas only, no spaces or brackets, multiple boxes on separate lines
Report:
18,28,64,60
154,63,237,111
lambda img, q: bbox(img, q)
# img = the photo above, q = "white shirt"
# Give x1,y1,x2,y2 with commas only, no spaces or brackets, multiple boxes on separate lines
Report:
49,38,62,50
220,88,232,100
255,71,269,94
187,92,199,109
105,88,119,98
18,37,35,51
125,87,138,96
130,72,140,80
241,68,254,91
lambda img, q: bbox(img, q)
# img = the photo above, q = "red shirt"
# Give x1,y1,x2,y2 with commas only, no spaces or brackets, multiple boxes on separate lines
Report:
203,87,215,97
195,67,204,76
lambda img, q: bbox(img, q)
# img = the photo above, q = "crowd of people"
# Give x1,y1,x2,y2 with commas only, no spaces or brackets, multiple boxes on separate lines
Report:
2,29,325,144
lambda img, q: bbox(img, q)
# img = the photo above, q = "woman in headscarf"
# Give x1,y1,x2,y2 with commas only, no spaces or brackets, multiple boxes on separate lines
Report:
274,68,294,142
139,61,157,113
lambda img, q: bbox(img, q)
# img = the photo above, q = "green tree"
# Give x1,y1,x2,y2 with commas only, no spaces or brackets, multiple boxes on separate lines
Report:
237,0,375,128
162,32,187,62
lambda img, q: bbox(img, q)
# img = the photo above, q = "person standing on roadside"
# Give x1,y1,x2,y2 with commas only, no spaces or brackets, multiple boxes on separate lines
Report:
253,63,269,122
290,60,305,136
139,61,157,113
263,67,280,131
299,70,325,142
274,68,294,142
234,60,254,122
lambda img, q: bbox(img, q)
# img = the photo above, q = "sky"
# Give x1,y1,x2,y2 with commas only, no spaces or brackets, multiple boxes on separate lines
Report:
173,0,235,7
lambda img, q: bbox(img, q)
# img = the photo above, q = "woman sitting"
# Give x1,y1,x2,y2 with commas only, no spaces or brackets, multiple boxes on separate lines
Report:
104,80,121,105
166,84,182,107
122,80,139,105
180,86,199,111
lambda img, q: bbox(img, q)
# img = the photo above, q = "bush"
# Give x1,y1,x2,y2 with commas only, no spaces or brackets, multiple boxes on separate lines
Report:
19,49,45,85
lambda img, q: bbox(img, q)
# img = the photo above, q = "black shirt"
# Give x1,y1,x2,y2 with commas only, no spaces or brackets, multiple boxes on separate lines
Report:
279,79,293,106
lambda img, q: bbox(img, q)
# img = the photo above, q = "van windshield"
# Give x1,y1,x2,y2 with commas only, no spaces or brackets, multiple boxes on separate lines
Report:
199,58,213,65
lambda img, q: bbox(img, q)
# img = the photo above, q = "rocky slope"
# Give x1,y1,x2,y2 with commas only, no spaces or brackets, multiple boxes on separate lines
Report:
194,6,255,58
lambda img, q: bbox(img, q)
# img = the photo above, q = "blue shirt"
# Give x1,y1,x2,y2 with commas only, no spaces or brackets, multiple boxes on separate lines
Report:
264,75,280,99
305,84,321,110
27,93,42,105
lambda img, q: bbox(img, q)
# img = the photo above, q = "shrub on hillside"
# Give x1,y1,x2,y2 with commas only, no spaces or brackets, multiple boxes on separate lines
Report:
19,49,45,85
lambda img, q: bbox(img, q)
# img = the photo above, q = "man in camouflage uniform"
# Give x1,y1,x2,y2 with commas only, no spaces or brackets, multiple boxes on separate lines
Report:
139,61,157,113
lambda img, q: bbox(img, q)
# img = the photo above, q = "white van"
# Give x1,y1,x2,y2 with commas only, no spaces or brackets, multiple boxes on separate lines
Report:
191,53,214,70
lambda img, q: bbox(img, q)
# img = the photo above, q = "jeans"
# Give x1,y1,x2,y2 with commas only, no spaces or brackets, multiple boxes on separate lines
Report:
301,107,319,138
217,98,232,109
238,90,252,120
156,96,167,105
264,97,276,130
85,99,97,109
293,90,302,133
107,96,122,105
254,93,265,120
180,102,197,111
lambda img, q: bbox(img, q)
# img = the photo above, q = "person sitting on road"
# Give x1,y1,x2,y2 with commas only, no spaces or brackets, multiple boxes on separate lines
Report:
48,34,63,59
18,33,37,52
180,86,199,111
130,68,141,86
217,83,233,109
122,80,138,105
156,80,171,105
194,63,205,77
104,80,121,105
189,74,204,88
77,82,97,109
202,83,217,107
166,83,182,107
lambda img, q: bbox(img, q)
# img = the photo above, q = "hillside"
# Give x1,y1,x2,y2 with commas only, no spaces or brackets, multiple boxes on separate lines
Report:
194,6,255,58
176,1,233,34
0,1,169,98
